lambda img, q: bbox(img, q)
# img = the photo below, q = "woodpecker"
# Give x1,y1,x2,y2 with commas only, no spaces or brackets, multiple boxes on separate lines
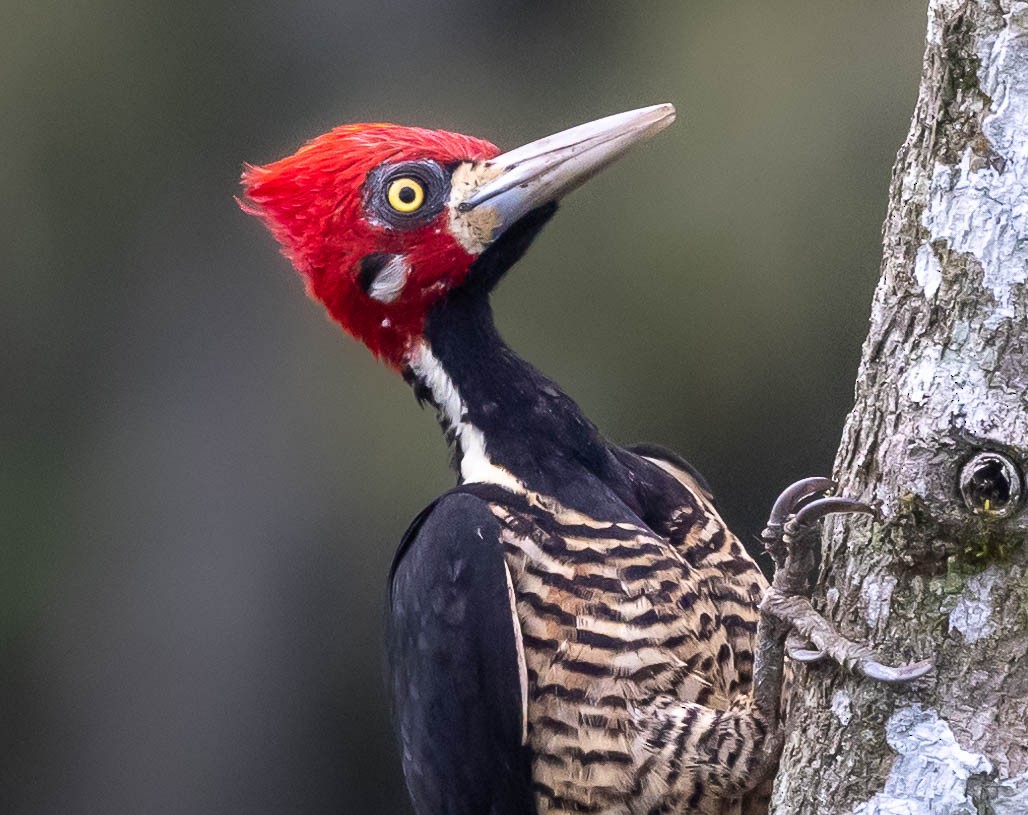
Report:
241,105,932,815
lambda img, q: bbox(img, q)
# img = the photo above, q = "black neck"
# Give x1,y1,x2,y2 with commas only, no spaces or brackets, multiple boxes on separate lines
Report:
422,290,618,500
405,205,683,522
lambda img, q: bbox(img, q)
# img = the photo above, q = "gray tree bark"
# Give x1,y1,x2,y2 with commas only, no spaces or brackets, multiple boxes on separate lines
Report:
769,2,1028,813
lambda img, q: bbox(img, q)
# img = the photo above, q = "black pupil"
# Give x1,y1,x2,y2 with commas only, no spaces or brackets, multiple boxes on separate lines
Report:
398,184,417,204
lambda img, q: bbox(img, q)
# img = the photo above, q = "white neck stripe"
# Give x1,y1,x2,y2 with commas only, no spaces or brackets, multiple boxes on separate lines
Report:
407,343,526,492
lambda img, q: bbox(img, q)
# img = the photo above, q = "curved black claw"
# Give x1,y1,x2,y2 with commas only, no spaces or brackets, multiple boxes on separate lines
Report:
787,496,876,534
765,477,837,532
786,631,825,663
762,477,838,569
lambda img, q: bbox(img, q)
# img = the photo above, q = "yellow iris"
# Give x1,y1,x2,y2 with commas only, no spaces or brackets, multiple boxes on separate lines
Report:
387,178,425,213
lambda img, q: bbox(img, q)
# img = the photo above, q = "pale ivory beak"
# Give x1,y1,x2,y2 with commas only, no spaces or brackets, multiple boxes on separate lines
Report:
451,104,676,247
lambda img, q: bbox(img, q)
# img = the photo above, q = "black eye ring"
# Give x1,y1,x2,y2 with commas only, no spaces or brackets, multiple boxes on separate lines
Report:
364,160,451,229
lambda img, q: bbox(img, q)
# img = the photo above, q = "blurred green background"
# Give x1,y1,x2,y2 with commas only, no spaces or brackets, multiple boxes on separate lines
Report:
3,2,926,813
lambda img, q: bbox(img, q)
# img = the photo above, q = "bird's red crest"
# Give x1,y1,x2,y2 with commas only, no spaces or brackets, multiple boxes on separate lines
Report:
241,123,499,367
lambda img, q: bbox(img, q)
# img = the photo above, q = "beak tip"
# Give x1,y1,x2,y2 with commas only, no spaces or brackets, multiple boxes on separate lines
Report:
654,102,677,127
455,102,679,221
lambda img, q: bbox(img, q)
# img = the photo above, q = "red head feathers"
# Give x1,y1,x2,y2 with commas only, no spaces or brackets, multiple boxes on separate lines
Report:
241,124,499,366
241,105,676,369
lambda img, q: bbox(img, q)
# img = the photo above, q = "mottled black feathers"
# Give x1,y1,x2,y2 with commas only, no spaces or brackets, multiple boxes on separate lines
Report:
387,491,534,815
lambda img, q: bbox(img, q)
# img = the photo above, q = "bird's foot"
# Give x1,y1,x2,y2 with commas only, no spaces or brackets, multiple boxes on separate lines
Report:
762,589,934,683
759,477,934,684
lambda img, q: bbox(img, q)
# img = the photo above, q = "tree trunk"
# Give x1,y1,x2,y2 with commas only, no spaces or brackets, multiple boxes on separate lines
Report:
769,2,1028,813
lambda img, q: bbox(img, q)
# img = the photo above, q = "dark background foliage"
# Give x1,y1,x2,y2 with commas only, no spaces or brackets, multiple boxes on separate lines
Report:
3,2,925,812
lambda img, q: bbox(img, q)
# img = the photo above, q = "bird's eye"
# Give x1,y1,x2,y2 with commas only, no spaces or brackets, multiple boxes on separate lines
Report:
364,161,449,228
386,178,425,213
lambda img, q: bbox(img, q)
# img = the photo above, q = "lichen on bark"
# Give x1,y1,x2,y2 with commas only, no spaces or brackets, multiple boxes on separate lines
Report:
769,2,1028,813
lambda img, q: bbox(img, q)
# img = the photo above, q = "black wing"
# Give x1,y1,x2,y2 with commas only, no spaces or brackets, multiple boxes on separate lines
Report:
386,490,535,815
624,442,714,498
620,446,719,509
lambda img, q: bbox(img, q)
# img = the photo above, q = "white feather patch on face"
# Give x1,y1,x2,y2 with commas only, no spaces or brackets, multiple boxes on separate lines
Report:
447,162,504,255
367,254,411,303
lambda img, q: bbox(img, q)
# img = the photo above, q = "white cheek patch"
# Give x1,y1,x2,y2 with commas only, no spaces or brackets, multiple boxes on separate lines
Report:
367,254,411,303
448,162,504,255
